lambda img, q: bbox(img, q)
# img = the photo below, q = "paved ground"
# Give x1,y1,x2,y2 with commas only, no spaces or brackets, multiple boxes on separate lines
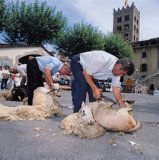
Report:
0,90,159,160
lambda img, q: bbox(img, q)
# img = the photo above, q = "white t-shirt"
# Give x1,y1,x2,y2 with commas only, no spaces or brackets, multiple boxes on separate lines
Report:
79,50,121,87
2,69,10,79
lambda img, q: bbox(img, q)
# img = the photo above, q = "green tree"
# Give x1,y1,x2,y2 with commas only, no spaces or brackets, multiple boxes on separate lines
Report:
103,34,134,58
2,0,67,45
56,22,105,58
0,0,5,31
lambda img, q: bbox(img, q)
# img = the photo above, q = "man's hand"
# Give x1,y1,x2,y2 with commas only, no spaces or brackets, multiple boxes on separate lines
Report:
93,88,103,100
118,100,126,108
49,82,54,91
82,70,103,100
112,86,126,109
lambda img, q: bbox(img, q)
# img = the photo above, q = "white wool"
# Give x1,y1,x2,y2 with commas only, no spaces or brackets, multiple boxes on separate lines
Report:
0,90,12,100
61,99,140,139
0,87,62,121
33,87,59,106
84,101,140,132
61,113,105,139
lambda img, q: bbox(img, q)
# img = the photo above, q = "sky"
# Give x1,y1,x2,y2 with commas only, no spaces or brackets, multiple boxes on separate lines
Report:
2,0,159,42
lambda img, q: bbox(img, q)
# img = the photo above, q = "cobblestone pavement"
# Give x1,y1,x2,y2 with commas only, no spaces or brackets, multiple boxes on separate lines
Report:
0,90,159,160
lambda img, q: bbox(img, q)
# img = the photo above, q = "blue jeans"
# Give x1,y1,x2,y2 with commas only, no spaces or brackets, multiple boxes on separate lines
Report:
70,54,99,112
1,78,8,89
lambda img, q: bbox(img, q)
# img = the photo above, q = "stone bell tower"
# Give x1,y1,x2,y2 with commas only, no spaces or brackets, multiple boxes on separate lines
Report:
113,2,140,42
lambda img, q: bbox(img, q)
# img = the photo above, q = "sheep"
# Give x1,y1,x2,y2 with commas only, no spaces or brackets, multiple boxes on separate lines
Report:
61,99,140,139
11,85,26,101
32,87,60,106
60,102,106,139
0,90,12,101
81,100,140,132
0,86,26,101
0,87,62,121
121,95,135,110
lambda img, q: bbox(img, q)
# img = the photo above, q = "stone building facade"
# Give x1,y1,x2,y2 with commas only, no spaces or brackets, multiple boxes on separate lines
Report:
113,2,159,92
113,2,140,42
0,44,51,68
131,38,159,90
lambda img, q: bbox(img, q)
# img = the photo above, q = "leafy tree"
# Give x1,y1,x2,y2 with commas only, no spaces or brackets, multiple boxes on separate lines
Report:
56,22,105,58
103,34,134,58
0,0,5,31
2,0,67,45
56,23,133,59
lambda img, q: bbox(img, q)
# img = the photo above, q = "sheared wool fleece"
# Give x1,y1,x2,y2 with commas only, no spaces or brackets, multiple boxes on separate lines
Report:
61,113,106,139
0,87,62,121
0,90,12,101
61,99,140,139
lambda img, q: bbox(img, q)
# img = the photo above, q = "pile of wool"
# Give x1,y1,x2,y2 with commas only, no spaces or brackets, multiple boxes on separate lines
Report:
0,103,18,121
0,87,62,121
16,103,61,120
0,103,61,121
60,103,106,139
0,90,12,101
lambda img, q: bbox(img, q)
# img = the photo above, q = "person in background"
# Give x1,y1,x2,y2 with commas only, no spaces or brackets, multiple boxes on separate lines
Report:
1,65,10,90
27,56,71,105
0,66,3,89
11,64,27,87
70,50,135,113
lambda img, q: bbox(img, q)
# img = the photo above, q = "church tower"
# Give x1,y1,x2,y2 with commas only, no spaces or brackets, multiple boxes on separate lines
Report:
113,2,140,42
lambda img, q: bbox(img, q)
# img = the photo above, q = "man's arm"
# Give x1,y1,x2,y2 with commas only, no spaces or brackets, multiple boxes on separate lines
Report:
44,66,54,90
112,86,126,108
83,70,102,99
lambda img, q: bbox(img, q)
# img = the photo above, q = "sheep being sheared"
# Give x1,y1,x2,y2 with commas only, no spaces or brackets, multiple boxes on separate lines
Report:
0,87,62,121
81,100,140,132
61,99,140,139
60,102,106,139
33,87,60,106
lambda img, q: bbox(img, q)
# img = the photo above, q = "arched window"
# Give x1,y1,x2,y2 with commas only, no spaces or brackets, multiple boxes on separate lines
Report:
125,33,128,40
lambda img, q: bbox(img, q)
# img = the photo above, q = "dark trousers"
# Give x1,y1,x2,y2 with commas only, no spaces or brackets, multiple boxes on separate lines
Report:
1,78,8,89
70,54,99,113
27,58,44,105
